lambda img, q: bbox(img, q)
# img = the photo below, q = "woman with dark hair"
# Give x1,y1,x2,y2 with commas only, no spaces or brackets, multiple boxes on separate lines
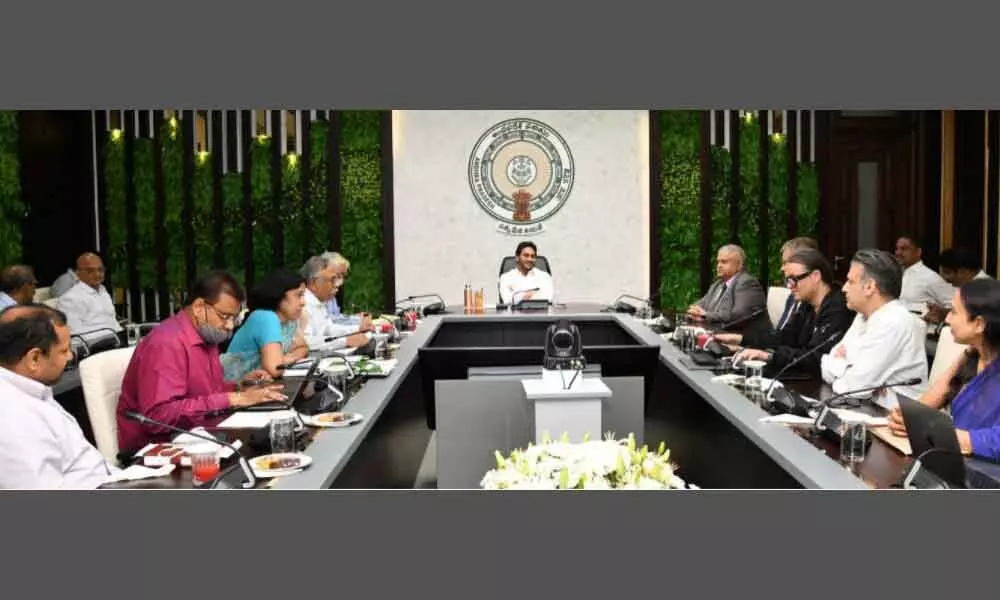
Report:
888,278,1000,460
221,269,309,381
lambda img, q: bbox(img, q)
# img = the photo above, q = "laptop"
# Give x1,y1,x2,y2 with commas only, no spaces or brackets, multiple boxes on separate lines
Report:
897,394,966,488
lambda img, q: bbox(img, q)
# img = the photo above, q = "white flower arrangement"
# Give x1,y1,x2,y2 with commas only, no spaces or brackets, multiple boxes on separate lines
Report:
480,432,698,490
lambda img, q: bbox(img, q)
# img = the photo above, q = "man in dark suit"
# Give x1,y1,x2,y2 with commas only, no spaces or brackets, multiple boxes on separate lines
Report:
686,244,766,333
728,248,854,378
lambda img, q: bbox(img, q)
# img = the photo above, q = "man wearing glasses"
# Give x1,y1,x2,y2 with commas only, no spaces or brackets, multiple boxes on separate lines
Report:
115,270,286,454
820,249,928,407
299,254,371,351
725,249,853,378
56,253,122,344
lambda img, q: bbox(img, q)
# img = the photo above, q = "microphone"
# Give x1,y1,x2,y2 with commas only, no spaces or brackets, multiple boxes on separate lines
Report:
812,378,923,432
123,411,257,489
511,287,541,306
607,294,652,315
322,330,366,344
765,330,845,406
717,308,767,331
395,293,446,315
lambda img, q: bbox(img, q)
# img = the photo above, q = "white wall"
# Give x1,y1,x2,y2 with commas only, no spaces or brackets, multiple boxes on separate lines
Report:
392,110,649,307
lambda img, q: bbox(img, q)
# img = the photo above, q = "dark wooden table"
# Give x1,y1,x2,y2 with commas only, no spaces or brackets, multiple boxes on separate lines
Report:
779,379,910,489
101,369,370,490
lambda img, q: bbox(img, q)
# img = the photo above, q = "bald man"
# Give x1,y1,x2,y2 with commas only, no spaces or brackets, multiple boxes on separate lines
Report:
0,265,37,309
56,252,122,341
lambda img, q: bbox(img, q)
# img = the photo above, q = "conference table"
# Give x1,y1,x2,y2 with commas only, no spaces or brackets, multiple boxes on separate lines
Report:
101,302,1000,490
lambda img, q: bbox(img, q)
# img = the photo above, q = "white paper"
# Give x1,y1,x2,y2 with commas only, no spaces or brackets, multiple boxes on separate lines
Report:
216,410,297,429
105,463,176,483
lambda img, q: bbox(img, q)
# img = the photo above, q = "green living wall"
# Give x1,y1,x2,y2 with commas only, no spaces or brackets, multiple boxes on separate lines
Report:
658,111,820,310
101,111,386,317
0,111,23,267
339,111,384,314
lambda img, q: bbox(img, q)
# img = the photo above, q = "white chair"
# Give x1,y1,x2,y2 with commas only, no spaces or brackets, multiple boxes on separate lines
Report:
33,286,52,303
766,286,791,328
930,326,968,386
78,347,136,465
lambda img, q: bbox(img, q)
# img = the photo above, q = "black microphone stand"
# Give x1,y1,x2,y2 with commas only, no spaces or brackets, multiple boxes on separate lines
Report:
124,411,257,489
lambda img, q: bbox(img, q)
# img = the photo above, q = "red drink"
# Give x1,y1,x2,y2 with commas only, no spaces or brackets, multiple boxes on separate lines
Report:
696,333,710,349
192,461,220,484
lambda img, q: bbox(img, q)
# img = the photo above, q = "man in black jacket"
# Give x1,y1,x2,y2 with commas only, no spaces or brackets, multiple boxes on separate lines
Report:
717,248,854,378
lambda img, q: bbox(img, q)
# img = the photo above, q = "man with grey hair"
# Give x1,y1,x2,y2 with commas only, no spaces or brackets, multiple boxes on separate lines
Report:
300,254,371,351
320,251,356,323
687,244,766,333
821,248,928,407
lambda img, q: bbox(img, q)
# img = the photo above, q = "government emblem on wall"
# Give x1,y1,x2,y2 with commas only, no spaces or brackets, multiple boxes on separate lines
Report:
468,118,575,235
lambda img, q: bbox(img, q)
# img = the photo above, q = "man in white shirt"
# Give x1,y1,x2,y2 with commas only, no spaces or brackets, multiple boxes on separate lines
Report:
925,246,992,325
50,267,79,298
0,265,38,309
499,241,554,305
56,253,122,342
299,254,371,351
894,235,956,310
821,249,928,408
0,304,118,489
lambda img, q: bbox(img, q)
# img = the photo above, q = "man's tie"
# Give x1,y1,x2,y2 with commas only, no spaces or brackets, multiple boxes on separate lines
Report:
777,300,799,330
710,282,728,311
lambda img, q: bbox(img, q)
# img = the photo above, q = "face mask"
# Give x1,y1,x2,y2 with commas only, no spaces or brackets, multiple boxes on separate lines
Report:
197,325,231,346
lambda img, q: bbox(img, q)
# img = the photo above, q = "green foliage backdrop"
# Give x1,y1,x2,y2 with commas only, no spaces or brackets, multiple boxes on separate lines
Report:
658,111,820,309
88,110,820,318
339,111,385,313
0,111,23,267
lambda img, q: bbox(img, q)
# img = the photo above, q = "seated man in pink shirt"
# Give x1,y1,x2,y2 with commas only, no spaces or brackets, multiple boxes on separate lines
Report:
116,270,287,454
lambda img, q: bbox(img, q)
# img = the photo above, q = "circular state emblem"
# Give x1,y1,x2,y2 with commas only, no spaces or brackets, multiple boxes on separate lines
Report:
468,118,574,235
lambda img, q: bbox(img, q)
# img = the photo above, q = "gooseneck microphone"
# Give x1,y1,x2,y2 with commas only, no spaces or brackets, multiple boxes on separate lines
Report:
123,411,257,489
322,330,366,344
764,330,845,404
812,378,923,432
718,308,767,331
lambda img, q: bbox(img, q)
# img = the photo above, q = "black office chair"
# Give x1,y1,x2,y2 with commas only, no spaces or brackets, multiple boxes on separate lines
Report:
498,256,552,303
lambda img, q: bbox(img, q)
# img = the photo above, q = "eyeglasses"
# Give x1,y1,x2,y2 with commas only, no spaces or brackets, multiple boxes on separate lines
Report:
784,271,814,287
206,303,242,326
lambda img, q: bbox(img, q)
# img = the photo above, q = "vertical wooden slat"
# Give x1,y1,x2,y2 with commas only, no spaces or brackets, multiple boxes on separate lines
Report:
699,111,714,294
757,110,770,285
181,110,196,286
380,111,396,312
815,111,831,255
648,110,662,307
226,111,238,174
301,111,313,264
241,110,255,289
801,110,812,163
940,110,956,250
211,110,225,268
987,111,999,275
153,111,168,318
729,110,741,243
270,110,284,263
95,111,109,255
124,110,140,319
787,110,798,238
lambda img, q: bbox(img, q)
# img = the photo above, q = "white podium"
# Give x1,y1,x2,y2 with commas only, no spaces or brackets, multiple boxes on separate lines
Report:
521,370,613,444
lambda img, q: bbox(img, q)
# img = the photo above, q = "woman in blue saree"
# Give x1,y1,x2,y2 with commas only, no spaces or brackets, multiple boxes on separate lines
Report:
221,269,310,383
888,278,1000,461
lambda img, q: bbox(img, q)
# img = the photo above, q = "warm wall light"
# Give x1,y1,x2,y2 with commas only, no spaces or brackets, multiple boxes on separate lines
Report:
286,153,298,167
257,134,269,144
771,132,784,143
197,150,209,164
741,111,755,123
110,128,123,141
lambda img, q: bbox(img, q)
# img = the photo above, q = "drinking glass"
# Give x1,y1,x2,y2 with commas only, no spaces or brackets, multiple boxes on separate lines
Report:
269,414,298,454
126,324,141,347
743,360,766,403
189,444,221,485
839,421,868,465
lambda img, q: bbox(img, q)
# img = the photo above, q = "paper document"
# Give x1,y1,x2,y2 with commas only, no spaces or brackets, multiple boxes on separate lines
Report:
216,409,298,429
